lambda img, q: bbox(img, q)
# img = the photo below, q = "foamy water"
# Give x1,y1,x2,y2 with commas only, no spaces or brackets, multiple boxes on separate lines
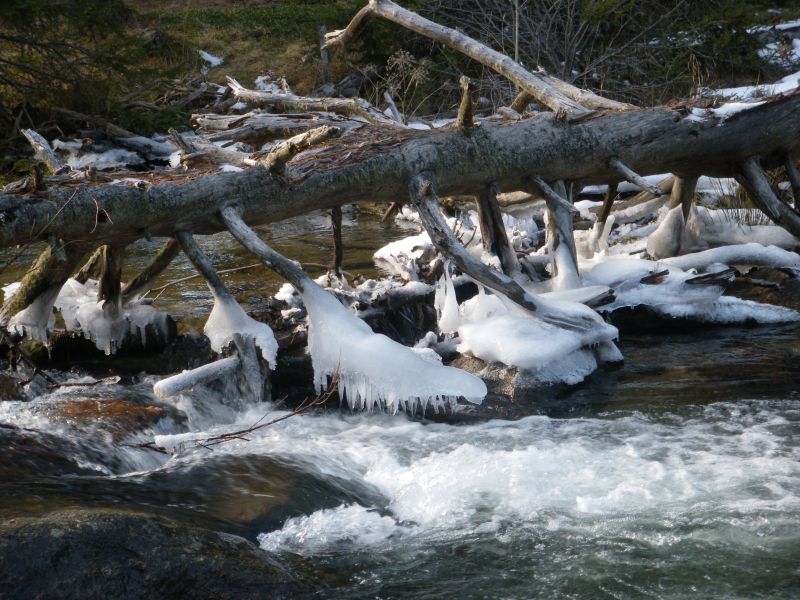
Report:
2,362,798,597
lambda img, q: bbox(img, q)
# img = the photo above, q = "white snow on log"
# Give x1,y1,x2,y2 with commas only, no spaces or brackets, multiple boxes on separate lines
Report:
116,136,177,159
66,148,144,170
582,175,669,196
661,243,800,271
455,292,620,385
301,281,486,413
710,101,767,120
204,292,278,368
749,19,800,33
703,68,800,100
110,178,149,186
198,50,223,67
220,164,244,172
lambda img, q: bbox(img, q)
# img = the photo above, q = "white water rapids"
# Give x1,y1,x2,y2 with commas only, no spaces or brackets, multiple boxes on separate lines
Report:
3,196,799,597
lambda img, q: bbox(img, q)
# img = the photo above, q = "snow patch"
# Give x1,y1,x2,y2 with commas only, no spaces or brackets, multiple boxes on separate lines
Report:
198,49,223,67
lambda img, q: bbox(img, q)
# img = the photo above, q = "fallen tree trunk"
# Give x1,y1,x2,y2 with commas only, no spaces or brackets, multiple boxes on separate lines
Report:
2,93,798,252
324,0,632,116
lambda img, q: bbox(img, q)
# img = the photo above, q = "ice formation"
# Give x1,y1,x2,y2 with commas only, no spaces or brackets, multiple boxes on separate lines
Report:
444,286,620,385
373,231,433,280
584,257,800,324
300,281,486,412
433,266,461,334
3,282,58,342
55,279,172,355
204,291,278,369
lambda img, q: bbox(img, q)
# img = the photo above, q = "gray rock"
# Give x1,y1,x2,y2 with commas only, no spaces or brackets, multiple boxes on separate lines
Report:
0,509,316,599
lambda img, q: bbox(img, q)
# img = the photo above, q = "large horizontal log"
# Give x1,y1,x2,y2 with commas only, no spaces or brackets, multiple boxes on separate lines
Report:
1,93,799,250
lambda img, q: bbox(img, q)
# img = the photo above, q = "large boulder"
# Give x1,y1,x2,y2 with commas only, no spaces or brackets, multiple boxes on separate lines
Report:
0,509,315,599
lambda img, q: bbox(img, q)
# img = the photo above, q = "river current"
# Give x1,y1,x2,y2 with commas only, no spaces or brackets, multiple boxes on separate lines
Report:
1,210,798,598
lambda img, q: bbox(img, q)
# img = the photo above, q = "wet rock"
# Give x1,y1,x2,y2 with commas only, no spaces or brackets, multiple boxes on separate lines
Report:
0,509,315,599
0,425,104,478
45,399,171,440
726,267,800,312
21,332,214,375
0,372,25,401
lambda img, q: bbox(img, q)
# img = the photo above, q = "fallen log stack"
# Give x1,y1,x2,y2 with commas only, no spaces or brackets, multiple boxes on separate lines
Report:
2,0,800,412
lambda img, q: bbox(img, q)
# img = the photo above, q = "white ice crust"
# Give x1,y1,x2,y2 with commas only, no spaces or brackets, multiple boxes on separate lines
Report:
204,291,278,369
301,281,486,413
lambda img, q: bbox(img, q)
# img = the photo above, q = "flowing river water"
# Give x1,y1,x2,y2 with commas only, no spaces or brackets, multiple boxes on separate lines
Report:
1,209,798,598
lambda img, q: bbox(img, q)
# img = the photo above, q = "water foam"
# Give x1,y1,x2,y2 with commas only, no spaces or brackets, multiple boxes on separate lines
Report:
250,400,799,554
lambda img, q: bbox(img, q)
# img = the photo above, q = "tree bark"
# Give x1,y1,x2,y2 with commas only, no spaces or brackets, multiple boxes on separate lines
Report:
736,157,800,238
476,184,517,275
1,95,799,253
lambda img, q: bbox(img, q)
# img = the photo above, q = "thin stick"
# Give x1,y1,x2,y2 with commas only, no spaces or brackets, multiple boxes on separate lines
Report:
608,158,663,196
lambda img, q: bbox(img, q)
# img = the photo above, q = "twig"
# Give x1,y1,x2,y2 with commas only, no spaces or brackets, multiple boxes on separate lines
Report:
118,441,169,455
193,370,339,448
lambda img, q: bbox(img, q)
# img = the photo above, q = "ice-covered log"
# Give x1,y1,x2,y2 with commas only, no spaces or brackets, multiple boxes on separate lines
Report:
409,174,609,335
153,356,240,400
646,176,699,259
220,207,487,412
0,244,87,338
175,230,278,369
542,181,580,290
660,243,800,271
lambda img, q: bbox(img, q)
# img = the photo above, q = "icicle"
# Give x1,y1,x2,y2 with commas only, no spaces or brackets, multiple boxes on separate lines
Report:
434,262,461,334
301,281,486,413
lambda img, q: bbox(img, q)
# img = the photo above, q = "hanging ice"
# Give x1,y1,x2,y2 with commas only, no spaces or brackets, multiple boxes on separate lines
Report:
300,281,486,413
55,279,172,356
434,266,461,334
204,291,278,369
3,282,58,342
